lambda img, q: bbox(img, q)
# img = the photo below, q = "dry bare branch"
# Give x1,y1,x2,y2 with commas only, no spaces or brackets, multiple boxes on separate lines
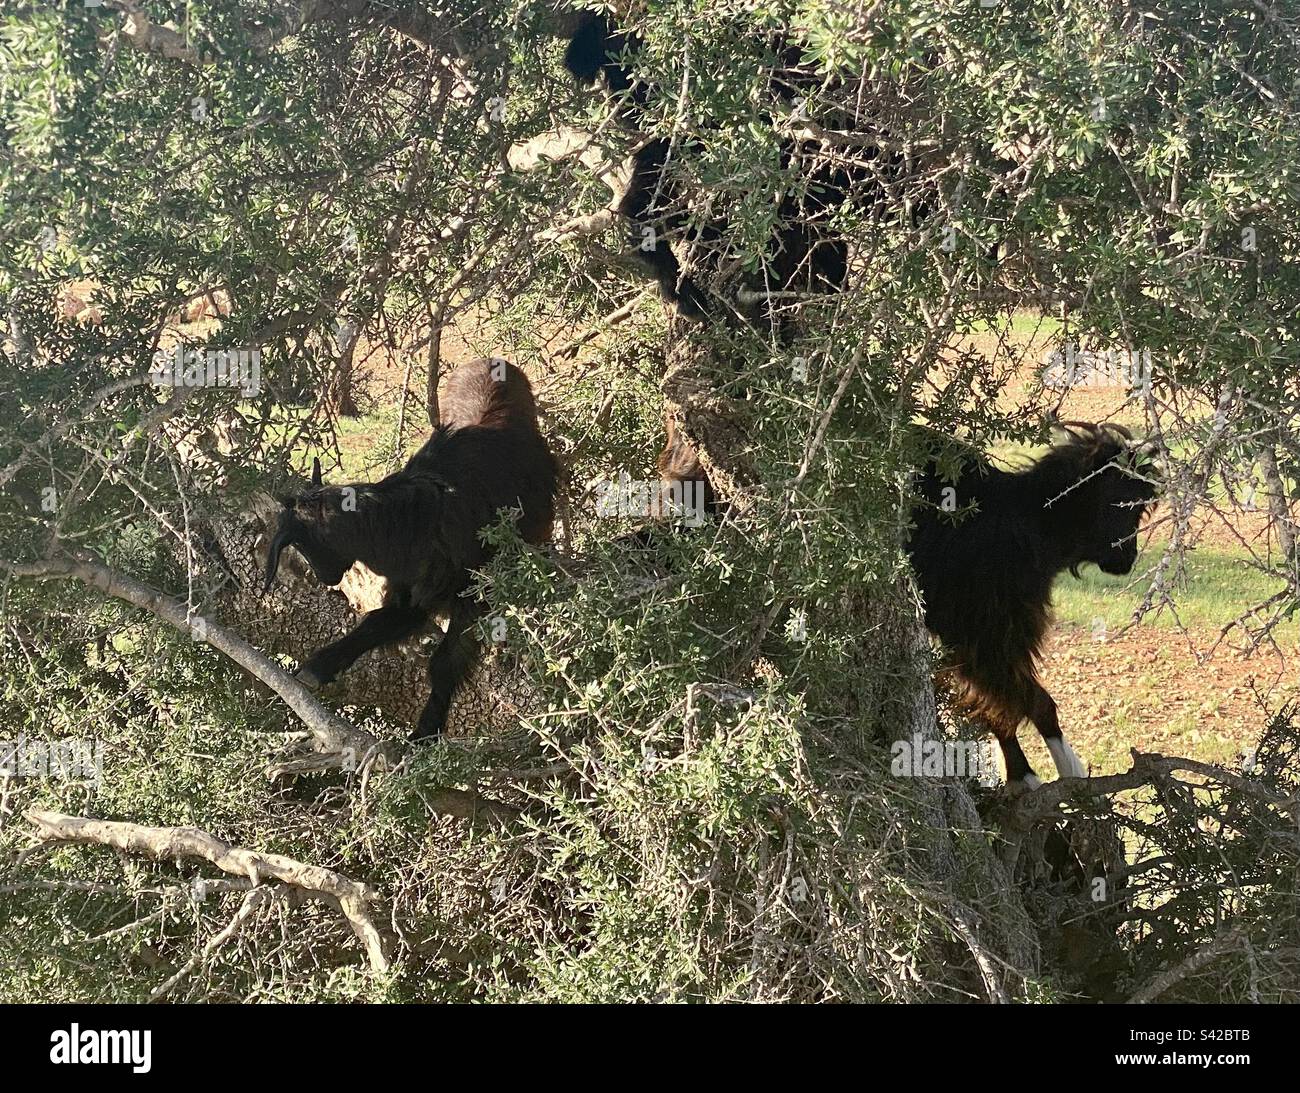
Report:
25,810,390,973
1127,926,1247,1004
2,548,385,759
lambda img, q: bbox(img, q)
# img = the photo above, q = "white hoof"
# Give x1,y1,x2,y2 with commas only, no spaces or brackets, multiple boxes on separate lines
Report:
1005,772,1043,795
1047,736,1088,779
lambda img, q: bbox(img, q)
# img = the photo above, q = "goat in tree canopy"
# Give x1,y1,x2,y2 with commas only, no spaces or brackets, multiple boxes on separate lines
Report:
906,422,1159,789
561,9,924,519
263,358,558,739
560,9,865,326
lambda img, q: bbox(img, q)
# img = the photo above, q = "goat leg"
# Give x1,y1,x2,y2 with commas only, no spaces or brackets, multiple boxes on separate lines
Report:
1026,679,1088,779
298,602,429,688
996,731,1040,791
412,599,483,740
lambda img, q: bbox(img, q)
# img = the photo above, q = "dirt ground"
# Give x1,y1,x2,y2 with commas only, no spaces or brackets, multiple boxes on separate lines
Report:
1031,625,1296,776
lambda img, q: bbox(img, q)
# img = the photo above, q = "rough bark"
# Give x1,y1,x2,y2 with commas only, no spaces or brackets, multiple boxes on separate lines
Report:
862,581,1043,994
660,339,761,512
1258,442,1297,564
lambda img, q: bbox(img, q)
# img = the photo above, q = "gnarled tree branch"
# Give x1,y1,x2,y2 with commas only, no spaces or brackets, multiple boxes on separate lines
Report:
25,810,390,974
3,548,385,759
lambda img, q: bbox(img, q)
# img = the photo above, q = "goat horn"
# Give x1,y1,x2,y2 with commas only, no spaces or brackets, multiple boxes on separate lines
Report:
1049,419,1101,445
263,529,291,593
311,457,322,487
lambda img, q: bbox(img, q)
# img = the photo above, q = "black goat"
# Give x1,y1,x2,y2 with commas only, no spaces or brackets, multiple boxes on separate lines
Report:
906,423,1158,788
562,10,930,503
263,358,558,739
561,10,877,325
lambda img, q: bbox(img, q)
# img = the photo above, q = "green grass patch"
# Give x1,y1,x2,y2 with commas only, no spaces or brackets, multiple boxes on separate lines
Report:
961,309,1063,337
1054,547,1291,632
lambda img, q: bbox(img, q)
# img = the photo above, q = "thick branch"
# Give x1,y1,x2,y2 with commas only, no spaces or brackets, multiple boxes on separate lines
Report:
507,127,606,175
1010,750,1298,825
6,549,522,823
661,362,760,508
508,128,635,245
25,810,389,973
1127,926,1247,1004
3,549,384,759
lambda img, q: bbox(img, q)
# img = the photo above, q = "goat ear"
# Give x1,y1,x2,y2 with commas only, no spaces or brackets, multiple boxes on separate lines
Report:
1047,417,1096,446
311,458,322,487
291,493,327,521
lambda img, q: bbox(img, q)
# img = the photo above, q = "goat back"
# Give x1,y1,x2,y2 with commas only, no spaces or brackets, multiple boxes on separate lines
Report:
907,458,1058,637
440,358,540,431
402,426,557,548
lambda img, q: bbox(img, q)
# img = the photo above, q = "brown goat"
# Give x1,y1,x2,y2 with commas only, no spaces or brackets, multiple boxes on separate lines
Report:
264,358,557,738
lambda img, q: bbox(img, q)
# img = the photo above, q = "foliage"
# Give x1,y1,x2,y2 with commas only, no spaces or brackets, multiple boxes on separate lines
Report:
0,0,1297,1002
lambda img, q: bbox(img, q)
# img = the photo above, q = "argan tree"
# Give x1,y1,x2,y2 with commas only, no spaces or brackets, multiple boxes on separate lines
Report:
0,0,1296,1002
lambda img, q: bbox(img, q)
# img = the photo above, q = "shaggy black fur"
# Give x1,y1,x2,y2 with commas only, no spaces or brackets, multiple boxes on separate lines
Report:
264,358,558,739
560,10,875,325
906,424,1158,785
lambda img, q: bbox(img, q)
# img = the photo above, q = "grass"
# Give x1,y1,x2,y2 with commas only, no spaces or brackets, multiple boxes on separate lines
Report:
322,399,428,482
963,312,1063,337
1053,546,1292,633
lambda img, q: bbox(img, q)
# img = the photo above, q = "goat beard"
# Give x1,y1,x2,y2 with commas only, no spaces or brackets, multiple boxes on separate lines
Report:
263,530,293,592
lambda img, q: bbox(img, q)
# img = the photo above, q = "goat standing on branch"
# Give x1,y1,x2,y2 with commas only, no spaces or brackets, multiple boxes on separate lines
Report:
263,359,558,739
560,9,871,327
907,422,1159,789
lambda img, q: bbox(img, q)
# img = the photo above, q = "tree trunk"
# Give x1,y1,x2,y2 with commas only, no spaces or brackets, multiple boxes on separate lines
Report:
328,319,362,418
1258,442,1296,564
660,331,1042,996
